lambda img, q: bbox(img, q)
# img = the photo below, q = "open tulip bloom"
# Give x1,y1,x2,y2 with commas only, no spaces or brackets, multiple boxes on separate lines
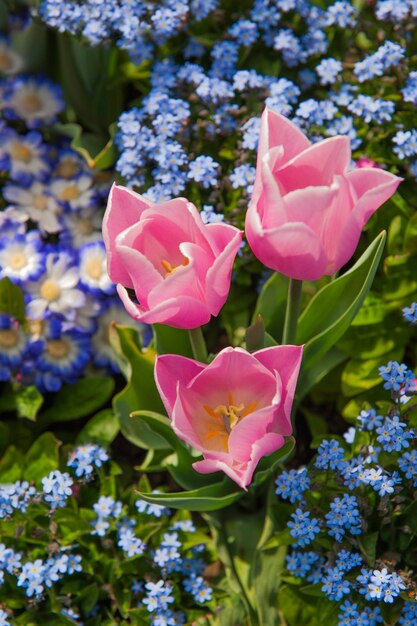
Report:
154,345,303,489
246,108,402,281
102,185,242,329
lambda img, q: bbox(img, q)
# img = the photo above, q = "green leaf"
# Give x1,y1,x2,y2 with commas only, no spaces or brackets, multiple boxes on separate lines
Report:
358,532,379,567
297,231,386,370
23,432,60,484
341,349,403,397
0,446,24,483
76,409,120,446
252,272,288,341
152,324,193,357
112,325,167,450
15,385,43,421
55,122,117,170
297,347,347,403
136,479,242,512
245,315,265,352
40,376,114,424
0,382,16,414
0,277,25,323
57,37,123,134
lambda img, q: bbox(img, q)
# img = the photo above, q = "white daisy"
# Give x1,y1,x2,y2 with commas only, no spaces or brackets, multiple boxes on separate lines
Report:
79,242,114,293
62,205,103,247
8,78,63,125
0,130,49,180
0,232,44,283
26,253,85,320
3,181,62,233
50,175,95,210
0,40,23,75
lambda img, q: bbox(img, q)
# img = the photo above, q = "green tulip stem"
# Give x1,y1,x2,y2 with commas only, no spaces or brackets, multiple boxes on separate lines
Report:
188,327,208,363
282,278,303,345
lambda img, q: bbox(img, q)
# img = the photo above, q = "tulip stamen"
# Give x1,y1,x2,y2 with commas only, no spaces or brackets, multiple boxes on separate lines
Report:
161,257,189,277
203,395,259,448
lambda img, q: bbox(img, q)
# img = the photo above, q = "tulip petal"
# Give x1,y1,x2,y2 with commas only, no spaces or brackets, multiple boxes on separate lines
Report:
204,226,242,315
117,286,211,329
260,108,311,164
228,405,277,463
102,184,152,285
282,183,339,234
116,245,162,308
247,221,327,280
347,168,402,223
192,458,246,488
155,354,206,415
331,168,402,272
277,136,351,193
255,345,303,429
194,432,285,489
190,346,278,409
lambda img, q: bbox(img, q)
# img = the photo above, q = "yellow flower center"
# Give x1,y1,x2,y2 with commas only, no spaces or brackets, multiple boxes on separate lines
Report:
203,392,258,446
47,339,69,359
161,257,189,277
11,142,32,163
22,93,42,114
85,256,103,280
59,184,81,202
9,252,27,270
33,194,49,211
55,161,79,179
0,329,19,348
40,279,61,302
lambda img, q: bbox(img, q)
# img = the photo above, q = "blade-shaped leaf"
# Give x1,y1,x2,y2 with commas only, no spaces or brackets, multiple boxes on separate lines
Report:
252,272,288,341
297,231,386,370
152,324,193,357
0,277,25,323
136,479,242,512
112,326,167,450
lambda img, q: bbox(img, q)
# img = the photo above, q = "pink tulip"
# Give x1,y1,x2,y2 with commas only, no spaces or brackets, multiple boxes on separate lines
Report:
102,185,242,329
246,108,402,280
154,344,303,489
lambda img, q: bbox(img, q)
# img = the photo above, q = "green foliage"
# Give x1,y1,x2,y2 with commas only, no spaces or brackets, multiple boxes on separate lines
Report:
0,278,25,323
39,376,115,424
111,325,166,449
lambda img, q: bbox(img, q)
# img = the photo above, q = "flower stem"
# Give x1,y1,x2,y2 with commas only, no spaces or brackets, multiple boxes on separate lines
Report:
188,327,208,363
282,278,303,345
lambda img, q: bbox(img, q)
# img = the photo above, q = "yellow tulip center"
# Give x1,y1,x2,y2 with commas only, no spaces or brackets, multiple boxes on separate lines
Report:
40,279,61,302
0,329,19,349
9,252,27,270
161,256,189,278
203,392,258,445
47,339,69,359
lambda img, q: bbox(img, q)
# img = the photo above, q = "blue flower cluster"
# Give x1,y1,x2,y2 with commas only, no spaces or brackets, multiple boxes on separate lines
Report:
276,349,417,622
0,443,214,624
0,57,147,392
